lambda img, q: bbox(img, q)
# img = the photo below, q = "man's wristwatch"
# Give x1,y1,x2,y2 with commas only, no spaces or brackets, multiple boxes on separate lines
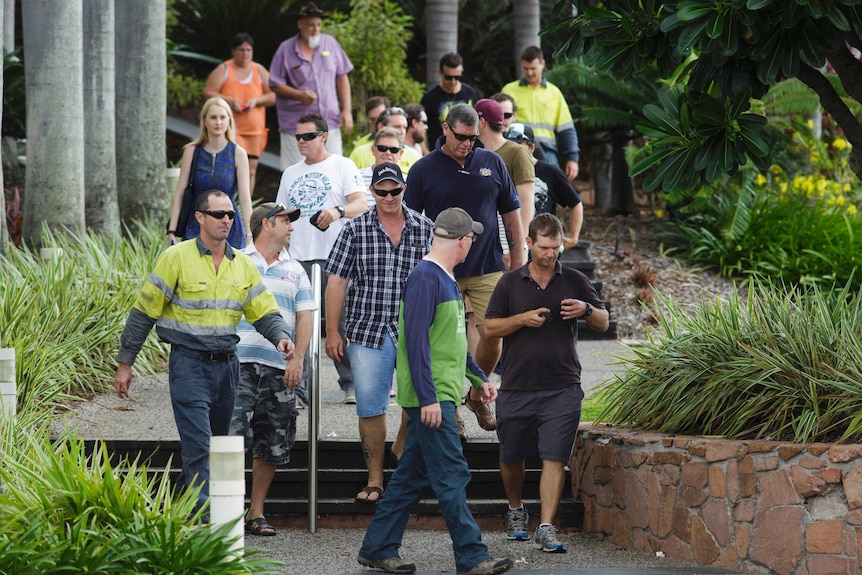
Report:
335,205,346,218
584,302,593,317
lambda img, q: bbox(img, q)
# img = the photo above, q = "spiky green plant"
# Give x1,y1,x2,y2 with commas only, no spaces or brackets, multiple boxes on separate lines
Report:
0,420,286,574
595,280,862,443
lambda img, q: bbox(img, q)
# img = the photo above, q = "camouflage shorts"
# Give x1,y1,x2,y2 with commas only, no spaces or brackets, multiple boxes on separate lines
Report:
229,362,298,466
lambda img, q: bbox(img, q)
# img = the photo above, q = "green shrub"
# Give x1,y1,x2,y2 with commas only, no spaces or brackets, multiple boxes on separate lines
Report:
0,222,170,416
0,420,285,574
596,280,862,443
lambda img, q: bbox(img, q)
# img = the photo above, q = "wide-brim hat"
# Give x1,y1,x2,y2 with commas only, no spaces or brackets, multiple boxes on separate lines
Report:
297,2,330,19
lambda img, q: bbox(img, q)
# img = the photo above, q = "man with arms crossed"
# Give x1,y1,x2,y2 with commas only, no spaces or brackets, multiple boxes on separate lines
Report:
326,162,434,503
405,104,525,433
358,208,513,575
230,202,314,536
114,190,294,514
484,213,608,553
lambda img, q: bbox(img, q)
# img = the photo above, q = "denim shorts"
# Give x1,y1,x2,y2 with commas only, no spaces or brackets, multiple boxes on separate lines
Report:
347,339,397,417
229,362,298,466
496,385,584,463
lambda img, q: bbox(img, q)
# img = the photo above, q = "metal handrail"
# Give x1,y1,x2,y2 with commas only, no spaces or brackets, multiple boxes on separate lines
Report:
307,263,321,533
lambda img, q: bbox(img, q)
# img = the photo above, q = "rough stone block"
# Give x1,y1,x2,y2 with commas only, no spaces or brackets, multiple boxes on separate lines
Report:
757,468,802,508
679,485,709,507
596,483,614,507
754,455,779,471
709,465,726,499
612,507,631,548
734,523,751,560
651,451,684,465
726,458,740,502
673,437,692,449
597,506,612,535
739,456,757,498
705,441,740,462
616,451,648,468
806,519,844,554
749,506,804,575
747,440,777,453
691,515,720,564
733,499,756,522
778,445,805,460
626,466,650,528
830,444,862,464
714,547,739,570
594,465,613,485
660,464,681,487
701,499,730,547
846,509,862,526
806,554,854,575
845,464,862,509
815,467,843,484
791,464,827,498
673,506,692,540
663,534,694,562
683,461,709,488
799,455,827,470
688,442,708,458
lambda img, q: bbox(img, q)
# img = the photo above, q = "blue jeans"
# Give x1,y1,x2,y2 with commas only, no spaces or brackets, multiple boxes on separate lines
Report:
347,339,396,417
168,346,239,510
359,402,490,572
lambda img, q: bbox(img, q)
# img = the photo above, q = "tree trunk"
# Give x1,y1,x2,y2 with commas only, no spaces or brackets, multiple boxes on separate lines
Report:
3,0,12,54
22,0,86,246
0,0,5,255
425,0,458,89
513,0,540,76
115,0,166,229
84,0,119,236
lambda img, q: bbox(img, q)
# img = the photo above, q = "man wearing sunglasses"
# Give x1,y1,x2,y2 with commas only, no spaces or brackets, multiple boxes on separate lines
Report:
357,127,407,209
404,103,429,156
349,106,421,174
276,112,367,405
230,202,314,537
115,190,295,517
502,46,580,182
405,104,526,436
421,52,478,148
325,162,434,504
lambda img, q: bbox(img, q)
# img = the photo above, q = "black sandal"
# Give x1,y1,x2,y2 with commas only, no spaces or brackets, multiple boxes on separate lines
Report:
245,515,276,536
354,485,384,504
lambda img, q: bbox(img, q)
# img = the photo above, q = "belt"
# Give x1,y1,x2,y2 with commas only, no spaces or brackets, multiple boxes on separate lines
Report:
175,346,236,363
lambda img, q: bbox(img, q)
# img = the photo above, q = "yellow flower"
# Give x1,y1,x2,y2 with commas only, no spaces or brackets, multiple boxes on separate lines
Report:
833,138,849,150
848,205,857,215
805,120,814,129
755,173,767,186
654,209,665,218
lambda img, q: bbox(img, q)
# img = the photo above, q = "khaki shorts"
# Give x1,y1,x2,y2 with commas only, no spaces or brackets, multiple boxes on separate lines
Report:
457,272,503,326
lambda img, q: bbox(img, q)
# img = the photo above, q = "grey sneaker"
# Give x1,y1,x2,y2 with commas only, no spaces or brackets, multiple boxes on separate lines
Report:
533,523,566,553
345,389,356,404
506,505,529,540
357,555,416,574
458,557,513,575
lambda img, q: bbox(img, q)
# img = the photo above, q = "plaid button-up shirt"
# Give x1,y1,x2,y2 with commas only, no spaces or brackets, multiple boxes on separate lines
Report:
325,205,435,349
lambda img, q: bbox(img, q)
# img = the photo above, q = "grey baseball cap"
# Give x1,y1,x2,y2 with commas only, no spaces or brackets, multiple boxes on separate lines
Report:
433,207,484,238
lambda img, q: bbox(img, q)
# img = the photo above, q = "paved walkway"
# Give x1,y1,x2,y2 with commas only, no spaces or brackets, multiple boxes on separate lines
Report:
53,340,744,574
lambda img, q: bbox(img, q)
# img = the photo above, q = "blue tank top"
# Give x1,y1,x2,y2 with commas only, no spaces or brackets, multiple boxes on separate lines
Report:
183,141,246,247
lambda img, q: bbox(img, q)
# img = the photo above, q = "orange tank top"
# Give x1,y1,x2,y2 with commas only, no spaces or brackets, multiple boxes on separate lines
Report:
222,60,266,138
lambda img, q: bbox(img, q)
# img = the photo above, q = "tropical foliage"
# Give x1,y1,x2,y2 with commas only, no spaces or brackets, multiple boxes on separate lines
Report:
545,0,862,191
597,280,862,443
0,420,284,574
0,222,169,416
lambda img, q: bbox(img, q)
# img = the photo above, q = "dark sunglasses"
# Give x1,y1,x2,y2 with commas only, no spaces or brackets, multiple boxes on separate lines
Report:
372,186,404,197
444,74,461,81
200,209,236,220
295,131,326,142
375,144,403,154
503,112,514,119
447,125,479,142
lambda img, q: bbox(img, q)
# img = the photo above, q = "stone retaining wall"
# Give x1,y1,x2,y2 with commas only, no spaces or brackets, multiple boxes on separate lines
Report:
571,425,862,574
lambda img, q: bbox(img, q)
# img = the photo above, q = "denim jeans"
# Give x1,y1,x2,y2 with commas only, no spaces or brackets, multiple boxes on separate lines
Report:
168,346,239,510
359,402,490,572
298,259,353,398
347,339,396,417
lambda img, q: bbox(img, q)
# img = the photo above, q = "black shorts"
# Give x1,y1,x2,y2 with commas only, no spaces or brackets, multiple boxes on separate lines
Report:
496,386,584,463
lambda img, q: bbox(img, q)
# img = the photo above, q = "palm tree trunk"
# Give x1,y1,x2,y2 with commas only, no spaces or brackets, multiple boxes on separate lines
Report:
0,0,5,254
425,0,458,89
84,0,120,236
115,0,166,228
3,0,12,54
513,0,541,77
22,0,86,246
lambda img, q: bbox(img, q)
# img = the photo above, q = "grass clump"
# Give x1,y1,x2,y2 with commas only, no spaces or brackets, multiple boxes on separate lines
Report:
0,223,170,417
0,416,285,574
595,279,862,443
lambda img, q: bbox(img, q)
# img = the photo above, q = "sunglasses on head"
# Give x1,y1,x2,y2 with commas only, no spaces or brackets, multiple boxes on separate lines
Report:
375,144,403,154
444,74,461,81
503,112,514,119
295,130,326,142
372,186,404,197
200,209,236,220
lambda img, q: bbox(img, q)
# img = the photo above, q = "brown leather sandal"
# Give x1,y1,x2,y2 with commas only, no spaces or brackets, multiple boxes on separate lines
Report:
355,485,384,504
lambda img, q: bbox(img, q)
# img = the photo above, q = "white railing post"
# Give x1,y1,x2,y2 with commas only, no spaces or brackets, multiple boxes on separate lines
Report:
0,348,15,417
307,263,322,533
209,435,245,550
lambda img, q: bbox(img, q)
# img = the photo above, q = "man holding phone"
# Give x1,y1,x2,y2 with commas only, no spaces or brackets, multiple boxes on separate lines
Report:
275,112,366,405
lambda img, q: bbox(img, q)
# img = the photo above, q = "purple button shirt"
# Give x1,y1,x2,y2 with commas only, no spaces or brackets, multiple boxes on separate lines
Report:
269,33,353,133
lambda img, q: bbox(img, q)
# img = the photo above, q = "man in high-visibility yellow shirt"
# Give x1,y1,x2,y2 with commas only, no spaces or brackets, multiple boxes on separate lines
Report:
114,190,294,514
502,46,580,182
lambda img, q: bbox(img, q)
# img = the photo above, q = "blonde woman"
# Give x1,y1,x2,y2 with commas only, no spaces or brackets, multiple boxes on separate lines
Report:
167,96,252,247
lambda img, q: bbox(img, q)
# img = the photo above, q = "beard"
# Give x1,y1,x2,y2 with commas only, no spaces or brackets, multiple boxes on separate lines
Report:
412,131,425,144
307,34,321,49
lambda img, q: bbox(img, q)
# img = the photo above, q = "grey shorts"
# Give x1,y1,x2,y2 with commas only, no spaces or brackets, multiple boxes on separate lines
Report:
496,386,584,463
229,362,298,466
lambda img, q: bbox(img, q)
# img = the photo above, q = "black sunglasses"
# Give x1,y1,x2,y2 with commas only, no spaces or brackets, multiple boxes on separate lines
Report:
444,74,461,81
372,186,404,197
446,124,479,142
503,112,514,119
375,144,403,154
295,131,326,142
200,209,236,220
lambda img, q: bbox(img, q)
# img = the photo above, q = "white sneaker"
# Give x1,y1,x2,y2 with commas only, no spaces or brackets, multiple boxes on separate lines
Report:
344,389,356,404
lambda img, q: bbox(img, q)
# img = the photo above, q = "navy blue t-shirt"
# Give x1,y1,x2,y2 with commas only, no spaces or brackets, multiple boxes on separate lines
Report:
405,138,521,278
